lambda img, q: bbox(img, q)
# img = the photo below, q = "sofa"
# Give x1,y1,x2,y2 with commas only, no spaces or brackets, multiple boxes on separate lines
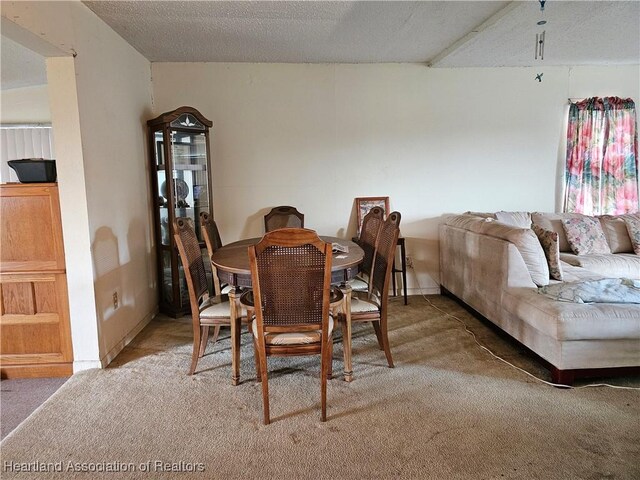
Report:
439,211,640,384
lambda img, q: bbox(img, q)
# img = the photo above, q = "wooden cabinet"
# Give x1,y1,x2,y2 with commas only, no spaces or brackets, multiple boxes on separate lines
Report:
147,106,213,317
0,183,73,378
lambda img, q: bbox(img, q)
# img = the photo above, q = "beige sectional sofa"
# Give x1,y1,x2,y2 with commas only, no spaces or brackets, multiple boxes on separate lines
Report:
439,212,640,384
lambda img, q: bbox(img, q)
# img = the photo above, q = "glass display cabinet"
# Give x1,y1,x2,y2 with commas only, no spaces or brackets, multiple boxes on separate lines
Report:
147,106,213,316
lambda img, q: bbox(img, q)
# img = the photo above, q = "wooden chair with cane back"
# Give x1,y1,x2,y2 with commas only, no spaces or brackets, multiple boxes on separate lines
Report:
264,205,305,232
200,211,232,298
246,228,338,424
349,206,385,292
173,217,245,375
340,212,401,382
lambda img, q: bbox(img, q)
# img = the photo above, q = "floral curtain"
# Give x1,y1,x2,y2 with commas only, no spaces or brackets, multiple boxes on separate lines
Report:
564,97,639,215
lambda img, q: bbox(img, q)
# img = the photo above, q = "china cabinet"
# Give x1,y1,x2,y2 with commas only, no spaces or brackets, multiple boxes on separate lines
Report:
147,106,213,316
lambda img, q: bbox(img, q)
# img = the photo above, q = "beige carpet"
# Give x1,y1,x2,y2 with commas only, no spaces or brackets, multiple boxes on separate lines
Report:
1,296,638,479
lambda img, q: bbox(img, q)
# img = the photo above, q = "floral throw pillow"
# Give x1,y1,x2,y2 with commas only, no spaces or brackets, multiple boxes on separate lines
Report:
561,217,611,255
532,224,563,280
623,215,640,255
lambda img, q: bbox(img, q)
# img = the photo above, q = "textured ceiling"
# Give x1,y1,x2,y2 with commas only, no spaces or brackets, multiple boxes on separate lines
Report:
83,0,640,65
2,1,639,91
436,0,640,67
82,1,509,63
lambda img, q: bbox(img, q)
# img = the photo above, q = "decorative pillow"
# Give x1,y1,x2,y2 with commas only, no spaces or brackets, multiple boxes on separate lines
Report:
561,217,611,255
598,215,634,253
531,212,585,253
495,211,532,228
478,221,549,286
532,224,563,280
623,215,640,255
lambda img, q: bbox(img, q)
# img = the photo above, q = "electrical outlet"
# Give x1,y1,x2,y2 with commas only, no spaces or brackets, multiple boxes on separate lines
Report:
405,256,413,268
113,292,119,309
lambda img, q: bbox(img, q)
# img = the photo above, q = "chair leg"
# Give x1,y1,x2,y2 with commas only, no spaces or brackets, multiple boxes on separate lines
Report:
371,321,384,350
340,315,353,382
211,325,221,346
321,339,328,422
380,316,394,368
188,324,202,376
229,288,241,386
253,336,261,382
198,326,209,358
340,285,353,382
327,333,334,379
258,345,270,425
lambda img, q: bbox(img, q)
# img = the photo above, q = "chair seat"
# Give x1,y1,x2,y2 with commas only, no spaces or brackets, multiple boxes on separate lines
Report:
350,296,380,314
251,316,334,345
348,276,369,292
200,298,246,319
221,284,233,295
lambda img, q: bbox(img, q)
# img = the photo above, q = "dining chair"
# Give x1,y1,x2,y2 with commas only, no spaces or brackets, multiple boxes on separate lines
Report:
173,217,245,375
200,212,232,297
349,206,384,292
264,205,304,232
340,211,401,382
247,228,336,425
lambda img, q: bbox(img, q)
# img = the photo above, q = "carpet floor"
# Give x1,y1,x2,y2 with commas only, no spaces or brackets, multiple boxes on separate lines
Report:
1,295,638,479
1,377,68,440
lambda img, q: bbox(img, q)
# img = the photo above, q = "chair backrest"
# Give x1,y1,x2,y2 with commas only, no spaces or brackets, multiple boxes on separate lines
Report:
249,228,331,330
370,212,401,301
358,206,384,278
200,211,225,296
264,206,305,232
200,211,223,253
173,217,209,314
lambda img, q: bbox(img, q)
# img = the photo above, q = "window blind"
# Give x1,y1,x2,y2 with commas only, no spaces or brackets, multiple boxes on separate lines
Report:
0,125,55,182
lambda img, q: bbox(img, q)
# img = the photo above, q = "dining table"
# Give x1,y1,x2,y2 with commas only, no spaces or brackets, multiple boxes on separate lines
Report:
212,235,364,385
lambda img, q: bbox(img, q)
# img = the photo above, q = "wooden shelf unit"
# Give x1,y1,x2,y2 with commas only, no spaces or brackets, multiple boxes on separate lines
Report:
0,183,73,378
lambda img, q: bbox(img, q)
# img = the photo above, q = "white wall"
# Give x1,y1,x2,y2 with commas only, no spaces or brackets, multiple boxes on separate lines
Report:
0,85,51,123
152,63,639,293
2,2,156,369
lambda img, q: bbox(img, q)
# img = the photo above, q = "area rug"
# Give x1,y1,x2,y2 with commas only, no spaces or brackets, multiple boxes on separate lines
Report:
1,296,638,479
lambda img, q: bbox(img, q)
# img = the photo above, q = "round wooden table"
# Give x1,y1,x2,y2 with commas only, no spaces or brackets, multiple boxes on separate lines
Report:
212,236,364,288
211,235,363,385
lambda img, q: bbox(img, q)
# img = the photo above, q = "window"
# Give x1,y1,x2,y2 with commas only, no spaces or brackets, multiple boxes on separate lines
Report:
564,97,638,215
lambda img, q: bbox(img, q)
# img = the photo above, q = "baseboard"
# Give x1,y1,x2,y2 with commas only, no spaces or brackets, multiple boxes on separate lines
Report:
403,287,440,296
73,360,102,373
2,363,73,379
99,307,159,368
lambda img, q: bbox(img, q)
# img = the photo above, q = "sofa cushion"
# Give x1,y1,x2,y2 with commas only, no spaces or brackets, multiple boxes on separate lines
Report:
561,217,611,255
478,221,549,286
495,211,532,228
623,215,640,255
444,214,492,232
503,287,640,342
559,253,640,279
532,224,563,280
531,212,584,253
463,211,496,219
598,215,634,253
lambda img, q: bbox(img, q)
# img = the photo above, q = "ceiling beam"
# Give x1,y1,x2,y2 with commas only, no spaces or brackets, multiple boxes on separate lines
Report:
1,17,69,58
426,1,525,67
